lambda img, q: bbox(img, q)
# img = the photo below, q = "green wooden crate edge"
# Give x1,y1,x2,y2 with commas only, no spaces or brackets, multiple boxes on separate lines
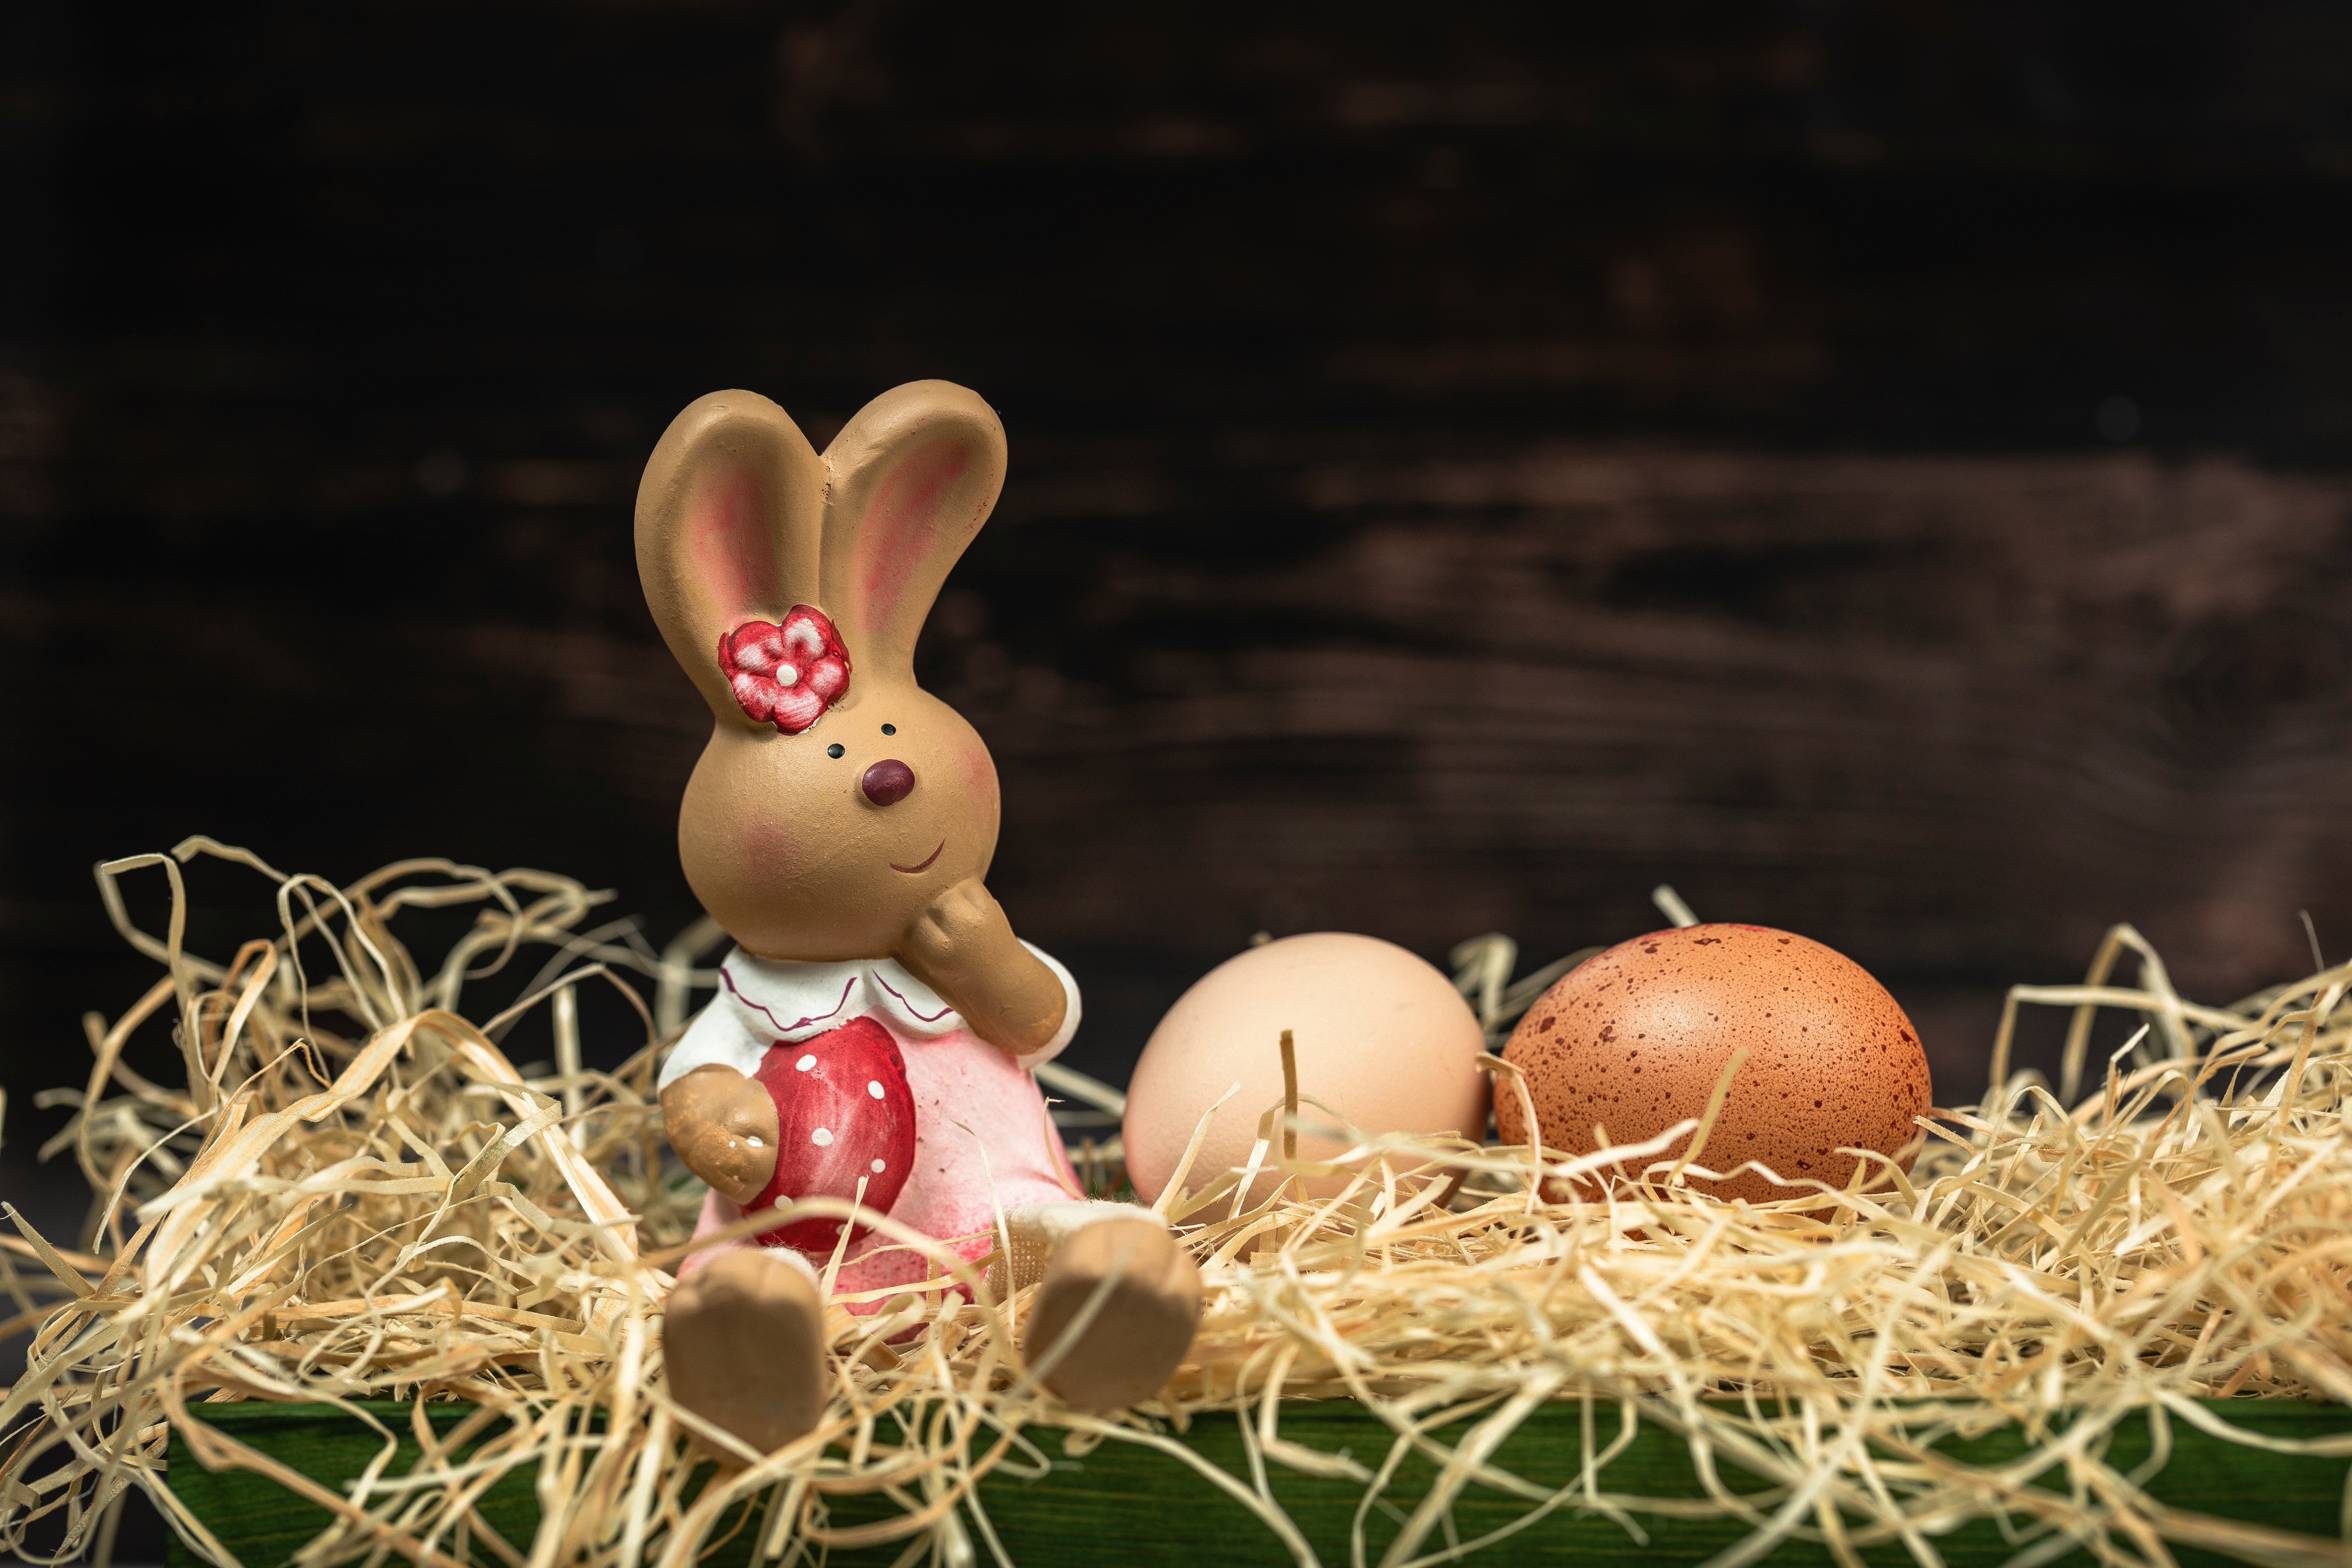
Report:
163,1396,2352,1568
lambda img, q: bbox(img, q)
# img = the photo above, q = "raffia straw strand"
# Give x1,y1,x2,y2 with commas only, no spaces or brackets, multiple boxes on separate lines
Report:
6,842,2352,1567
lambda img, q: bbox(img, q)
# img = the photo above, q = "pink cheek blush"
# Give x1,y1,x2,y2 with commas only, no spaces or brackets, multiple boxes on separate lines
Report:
737,818,800,884
960,743,997,797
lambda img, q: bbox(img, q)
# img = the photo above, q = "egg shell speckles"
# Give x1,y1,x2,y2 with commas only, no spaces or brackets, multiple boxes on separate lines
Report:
1494,924,1932,1206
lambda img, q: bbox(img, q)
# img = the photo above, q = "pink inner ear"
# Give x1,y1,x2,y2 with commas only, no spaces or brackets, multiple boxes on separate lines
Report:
687,462,779,615
856,440,969,636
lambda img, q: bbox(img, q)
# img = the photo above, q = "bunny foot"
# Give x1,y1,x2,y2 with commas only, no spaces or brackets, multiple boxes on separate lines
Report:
1021,1215,1203,1411
663,1249,827,1454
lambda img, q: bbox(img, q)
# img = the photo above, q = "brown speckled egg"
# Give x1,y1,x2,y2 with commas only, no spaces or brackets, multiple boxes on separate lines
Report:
1494,924,1931,1205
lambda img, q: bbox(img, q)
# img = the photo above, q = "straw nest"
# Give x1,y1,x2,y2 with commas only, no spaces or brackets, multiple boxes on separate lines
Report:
5,839,2352,1568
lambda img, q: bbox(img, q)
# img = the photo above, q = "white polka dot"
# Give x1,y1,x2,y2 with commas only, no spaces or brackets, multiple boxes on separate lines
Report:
795,1054,817,1072
811,1127,833,1147
870,1158,886,1173
867,1080,884,1099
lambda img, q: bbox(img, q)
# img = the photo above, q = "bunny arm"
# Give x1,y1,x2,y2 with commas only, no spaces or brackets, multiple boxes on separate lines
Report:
660,1063,781,1205
893,878,1068,1057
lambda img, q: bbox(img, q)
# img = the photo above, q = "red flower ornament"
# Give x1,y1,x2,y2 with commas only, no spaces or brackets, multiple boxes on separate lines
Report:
719,606,852,734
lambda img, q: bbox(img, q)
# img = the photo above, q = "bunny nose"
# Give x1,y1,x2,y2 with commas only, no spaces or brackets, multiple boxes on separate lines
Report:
861,759,915,806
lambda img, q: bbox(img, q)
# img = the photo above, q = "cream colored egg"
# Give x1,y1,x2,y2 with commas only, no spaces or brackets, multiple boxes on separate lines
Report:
1122,932,1490,1205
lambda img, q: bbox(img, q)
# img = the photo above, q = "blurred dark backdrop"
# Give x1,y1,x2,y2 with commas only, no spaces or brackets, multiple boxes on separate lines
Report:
10,1,2352,1267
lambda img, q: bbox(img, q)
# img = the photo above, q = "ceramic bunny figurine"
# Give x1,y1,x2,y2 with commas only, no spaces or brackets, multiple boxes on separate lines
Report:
643,382,1202,1453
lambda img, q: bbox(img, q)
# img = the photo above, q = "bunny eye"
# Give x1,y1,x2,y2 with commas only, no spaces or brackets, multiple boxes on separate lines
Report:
880,723,897,736
826,744,845,759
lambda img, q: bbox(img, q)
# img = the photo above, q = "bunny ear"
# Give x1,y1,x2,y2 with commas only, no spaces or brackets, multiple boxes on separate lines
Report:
636,391,828,726
818,381,1007,674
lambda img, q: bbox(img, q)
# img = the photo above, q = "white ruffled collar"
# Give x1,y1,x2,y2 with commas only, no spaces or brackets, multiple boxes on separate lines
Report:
716,951,966,1043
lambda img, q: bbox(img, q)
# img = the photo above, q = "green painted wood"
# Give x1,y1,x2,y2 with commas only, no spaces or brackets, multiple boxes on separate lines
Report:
164,1399,2352,1568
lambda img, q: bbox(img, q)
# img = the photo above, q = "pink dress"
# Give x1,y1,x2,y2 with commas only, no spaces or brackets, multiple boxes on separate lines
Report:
660,946,1083,1306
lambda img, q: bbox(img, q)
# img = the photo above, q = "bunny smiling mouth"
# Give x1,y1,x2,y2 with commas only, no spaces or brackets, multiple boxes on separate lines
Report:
889,841,945,875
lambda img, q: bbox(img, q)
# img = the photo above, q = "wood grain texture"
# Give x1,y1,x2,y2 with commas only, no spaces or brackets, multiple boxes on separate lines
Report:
941,444,2352,1106
10,1,2352,1246
162,1397,2352,1567
11,25,2352,1562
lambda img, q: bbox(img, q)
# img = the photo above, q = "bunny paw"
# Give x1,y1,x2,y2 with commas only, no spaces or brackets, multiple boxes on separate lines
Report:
1022,1216,1202,1411
663,1250,828,1455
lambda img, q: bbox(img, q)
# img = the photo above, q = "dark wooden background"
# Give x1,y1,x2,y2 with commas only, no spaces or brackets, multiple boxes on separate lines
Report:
11,1,2352,1246
10,4,2352,1552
